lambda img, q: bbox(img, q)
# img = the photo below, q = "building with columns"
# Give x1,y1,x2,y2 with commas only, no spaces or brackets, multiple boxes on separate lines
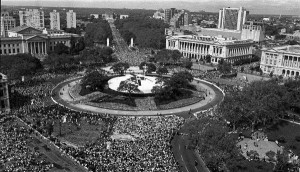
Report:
166,34,254,64
19,9,45,30
50,10,60,30
0,26,81,58
66,10,76,28
0,73,10,113
1,12,16,37
260,45,300,77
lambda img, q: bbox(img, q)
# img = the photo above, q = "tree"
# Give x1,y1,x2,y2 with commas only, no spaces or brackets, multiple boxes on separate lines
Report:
84,21,112,47
139,62,157,73
43,54,77,72
154,49,182,65
153,71,194,101
205,55,211,63
81,71,110,91
0,53,43,79
117,80,140,100
110,62,130,75
156,66,168,75
54,43,70,55
269,71,274,78
218,59,232,74
180,58,193,69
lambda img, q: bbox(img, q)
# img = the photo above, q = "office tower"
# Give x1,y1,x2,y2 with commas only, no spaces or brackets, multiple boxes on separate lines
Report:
19,9,45,29
66,10,76,28
1,12,16,37
50,10,60,30
218,7,248,31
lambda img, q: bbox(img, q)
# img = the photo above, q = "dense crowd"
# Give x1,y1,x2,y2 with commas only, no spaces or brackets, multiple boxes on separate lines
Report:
60,116,183,172
2,69,185,171
0,117,54,172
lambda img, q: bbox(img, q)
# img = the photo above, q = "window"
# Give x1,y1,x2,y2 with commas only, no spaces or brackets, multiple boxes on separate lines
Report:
8,49,11,53
17,49,19,53
274,60,276,65
4,49,6,54
13,49,15,53
8,44,10,47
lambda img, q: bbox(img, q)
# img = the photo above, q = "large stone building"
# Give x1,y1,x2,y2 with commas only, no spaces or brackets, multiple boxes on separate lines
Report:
1,12,16,37
218,7,248,31
166,34,254,64
50,10,60,30
0,26,80,58
19,9,45,30
0,73,10,113
260,45,300,77
66,10,76,28
241,21,265,43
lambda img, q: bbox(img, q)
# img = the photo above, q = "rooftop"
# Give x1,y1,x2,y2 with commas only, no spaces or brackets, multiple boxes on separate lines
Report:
263,45,300,54
167,34,253,45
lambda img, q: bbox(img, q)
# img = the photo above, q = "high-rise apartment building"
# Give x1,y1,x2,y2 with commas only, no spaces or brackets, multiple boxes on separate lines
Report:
164,9,172,23
218,7,248,31
50,10,60,30
184,12,190,26
19,9,45,30
1,12,16,37
66,10,76,28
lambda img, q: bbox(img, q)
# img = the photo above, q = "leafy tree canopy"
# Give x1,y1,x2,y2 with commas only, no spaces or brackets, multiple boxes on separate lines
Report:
139,62,157,73
0,53,43,79
81,70,109,91
110,62,130,75
84,20,113,47
154,49,182,65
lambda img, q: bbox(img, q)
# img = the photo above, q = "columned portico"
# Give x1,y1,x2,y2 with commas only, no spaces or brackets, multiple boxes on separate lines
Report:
27,40,47,55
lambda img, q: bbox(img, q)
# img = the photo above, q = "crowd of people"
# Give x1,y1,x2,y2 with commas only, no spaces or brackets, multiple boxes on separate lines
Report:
0,117,54,172
2,68,185,171
59,116,184,172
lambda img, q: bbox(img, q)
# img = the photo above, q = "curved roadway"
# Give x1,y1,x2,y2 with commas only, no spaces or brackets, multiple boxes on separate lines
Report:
52,77,224,117
51,76,224,172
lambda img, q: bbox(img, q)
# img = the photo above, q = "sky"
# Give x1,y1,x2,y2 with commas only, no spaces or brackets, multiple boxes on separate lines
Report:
2,0,300,15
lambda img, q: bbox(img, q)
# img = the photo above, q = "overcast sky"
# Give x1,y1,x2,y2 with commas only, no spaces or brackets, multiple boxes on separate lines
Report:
2,0,300,15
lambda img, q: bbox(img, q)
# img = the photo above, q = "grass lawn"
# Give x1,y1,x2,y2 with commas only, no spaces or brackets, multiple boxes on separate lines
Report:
53,119,105,147
266,120,300,156
91,95,136,107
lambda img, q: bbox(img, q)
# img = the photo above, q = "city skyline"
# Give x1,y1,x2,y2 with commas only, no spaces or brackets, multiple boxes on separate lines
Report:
2,0,300,15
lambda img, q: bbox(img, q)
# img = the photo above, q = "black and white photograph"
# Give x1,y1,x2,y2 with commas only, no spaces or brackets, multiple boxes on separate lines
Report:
0,0,300,171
